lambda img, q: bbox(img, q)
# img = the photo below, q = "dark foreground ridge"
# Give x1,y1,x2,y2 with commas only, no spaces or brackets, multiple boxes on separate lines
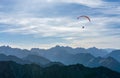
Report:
0,61,120,78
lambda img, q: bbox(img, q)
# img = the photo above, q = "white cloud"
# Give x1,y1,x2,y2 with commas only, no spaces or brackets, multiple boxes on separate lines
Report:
36,0,105,8
0,15,119,38
100,6,120,15
17,0,104,7
70,36,120,49
60,0,105,8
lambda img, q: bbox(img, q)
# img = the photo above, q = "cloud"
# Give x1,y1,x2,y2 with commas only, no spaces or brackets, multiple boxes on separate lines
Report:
58,0,105,8
17,0,105,8
0,15,119,38
70,36,120,49
100,6,120,15
0,0,119,17
0,0,120,49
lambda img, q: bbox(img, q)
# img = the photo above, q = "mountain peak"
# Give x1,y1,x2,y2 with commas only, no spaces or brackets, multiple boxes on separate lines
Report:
0,45,11,49
88,47,98,50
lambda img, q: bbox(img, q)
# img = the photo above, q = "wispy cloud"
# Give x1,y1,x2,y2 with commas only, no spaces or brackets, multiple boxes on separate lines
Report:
0,16,119,37
0,0,120,49
59,0,105,8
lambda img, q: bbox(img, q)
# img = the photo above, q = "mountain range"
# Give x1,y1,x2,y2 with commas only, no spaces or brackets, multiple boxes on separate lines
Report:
0,45,120,72
31,45,109,57
0,46,30,58
0,61,120,78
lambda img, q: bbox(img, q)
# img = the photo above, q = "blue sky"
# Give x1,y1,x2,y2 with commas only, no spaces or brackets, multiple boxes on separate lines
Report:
0,0,120,49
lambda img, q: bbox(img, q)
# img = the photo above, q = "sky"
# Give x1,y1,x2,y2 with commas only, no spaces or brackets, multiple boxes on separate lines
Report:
0,0,120,49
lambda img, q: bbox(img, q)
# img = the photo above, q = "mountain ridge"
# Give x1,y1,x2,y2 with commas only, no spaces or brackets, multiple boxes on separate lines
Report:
0,61,120,78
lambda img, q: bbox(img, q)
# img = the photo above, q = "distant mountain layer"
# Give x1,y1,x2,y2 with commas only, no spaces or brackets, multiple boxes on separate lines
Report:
0,46,30,58
0,61,120,78
106,50,120,62
0,45,110,58
31,45,109,57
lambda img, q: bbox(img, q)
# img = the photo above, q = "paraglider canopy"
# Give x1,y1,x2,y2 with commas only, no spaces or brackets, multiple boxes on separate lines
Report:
77,15,91,22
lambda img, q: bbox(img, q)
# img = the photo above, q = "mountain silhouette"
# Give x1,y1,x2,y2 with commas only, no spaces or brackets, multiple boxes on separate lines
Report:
0,61,120,78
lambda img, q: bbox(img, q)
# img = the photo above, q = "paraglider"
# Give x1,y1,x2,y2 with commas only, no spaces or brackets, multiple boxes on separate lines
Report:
77,15,91,29
82,26,85,29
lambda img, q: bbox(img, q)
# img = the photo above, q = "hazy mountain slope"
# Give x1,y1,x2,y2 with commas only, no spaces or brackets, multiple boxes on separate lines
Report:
106,50,120,62
23,55,51,65
87,47,108,57
66,53,94,65
87,57,120,72
0,54,30,64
